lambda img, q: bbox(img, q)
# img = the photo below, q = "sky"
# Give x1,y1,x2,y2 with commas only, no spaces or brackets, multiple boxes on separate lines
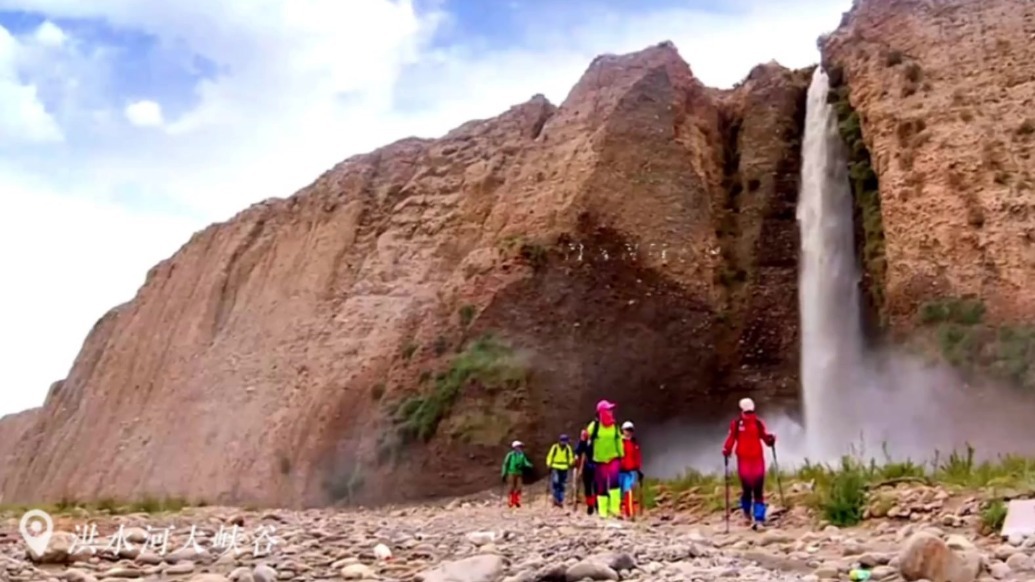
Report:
0,0,853,417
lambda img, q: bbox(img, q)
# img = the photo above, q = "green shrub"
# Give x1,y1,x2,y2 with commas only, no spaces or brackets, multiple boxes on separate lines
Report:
918,298,986,325
982,499,1007,532
816,457,868,526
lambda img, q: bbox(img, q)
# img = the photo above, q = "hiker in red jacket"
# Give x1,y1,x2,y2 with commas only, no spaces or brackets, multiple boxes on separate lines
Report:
722,397,775,527
618,421,643,518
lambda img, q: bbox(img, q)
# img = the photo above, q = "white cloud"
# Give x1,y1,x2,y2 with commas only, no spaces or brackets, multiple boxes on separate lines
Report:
0,0,854,415
33,20,65,47
124,99,164,127
0,163,203,416
0,25,63,144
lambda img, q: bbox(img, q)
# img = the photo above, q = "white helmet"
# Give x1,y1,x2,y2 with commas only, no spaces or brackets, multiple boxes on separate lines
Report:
621,421,634,430
511,440,523,448
739,397,755,412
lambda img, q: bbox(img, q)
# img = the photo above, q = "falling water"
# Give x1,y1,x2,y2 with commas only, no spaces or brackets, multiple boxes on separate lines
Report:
797,67,868,460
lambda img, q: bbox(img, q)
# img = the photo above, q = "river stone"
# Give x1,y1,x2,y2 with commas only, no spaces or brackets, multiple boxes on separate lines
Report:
898,531,979,582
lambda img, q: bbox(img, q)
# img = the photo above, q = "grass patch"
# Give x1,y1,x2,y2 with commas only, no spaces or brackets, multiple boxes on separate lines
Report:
817,457,868,526
0,496,196,516
982,499,1007,532
389,334,528,444
649,443,1035,529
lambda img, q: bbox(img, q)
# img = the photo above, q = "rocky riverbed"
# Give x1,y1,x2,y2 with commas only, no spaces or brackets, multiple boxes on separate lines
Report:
0,487,1032,582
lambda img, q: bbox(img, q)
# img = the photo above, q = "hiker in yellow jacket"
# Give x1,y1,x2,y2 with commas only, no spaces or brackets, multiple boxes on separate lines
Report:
586,399,625,518
546,434,575,507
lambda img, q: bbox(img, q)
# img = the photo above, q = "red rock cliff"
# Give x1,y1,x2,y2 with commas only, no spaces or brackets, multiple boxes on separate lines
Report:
821,0,1035,328
820,0,1035,388
0,42,810,507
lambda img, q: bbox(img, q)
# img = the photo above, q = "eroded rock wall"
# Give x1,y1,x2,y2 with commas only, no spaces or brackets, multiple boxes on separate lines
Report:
0,43,809,507
821,0,1035,331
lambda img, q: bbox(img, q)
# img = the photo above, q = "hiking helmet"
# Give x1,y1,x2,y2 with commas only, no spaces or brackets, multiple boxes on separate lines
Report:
621,421,634,430
559,433,569,442
739,397,755,412
512,440,523,448
596,399,615,412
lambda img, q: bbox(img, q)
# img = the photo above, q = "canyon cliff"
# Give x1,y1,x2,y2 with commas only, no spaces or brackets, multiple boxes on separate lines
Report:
0,44,809,508
821,0,1035,388
1,0,1032,508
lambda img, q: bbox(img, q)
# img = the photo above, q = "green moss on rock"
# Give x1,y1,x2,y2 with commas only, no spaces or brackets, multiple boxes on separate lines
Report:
917,297,1035,390
826,73,887,327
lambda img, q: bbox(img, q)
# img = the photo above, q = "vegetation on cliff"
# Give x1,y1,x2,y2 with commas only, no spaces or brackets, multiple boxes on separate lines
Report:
826,67,887,330
387,334,527,447
917,297,1035,390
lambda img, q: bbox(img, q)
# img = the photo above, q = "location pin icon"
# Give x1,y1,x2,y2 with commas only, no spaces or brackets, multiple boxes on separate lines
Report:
20,509,54,559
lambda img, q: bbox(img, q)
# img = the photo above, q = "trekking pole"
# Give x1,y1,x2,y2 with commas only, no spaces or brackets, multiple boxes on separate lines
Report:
637,474,645,518
571,467,580,511
770,444,786,507
723,456,731,534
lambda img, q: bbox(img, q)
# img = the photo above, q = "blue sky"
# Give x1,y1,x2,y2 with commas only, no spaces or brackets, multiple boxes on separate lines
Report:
0,0,852,416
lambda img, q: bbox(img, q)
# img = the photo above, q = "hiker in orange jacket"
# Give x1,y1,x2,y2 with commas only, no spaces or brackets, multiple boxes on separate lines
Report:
722,397,775,527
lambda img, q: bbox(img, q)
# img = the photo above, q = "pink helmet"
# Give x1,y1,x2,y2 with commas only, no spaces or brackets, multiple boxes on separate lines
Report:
596,399,615,412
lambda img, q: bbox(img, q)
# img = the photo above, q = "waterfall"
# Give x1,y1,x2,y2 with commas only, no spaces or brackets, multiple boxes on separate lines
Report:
797,67,868,460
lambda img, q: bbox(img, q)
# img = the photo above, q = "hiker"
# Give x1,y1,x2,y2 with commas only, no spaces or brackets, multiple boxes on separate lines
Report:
574,428,597,514
585,399,624,518
546,434,575,507
501,440,534,508
722,397,776,527
618,421,643,518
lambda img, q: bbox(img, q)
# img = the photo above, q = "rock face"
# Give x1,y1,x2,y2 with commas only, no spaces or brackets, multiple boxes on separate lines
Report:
820,0,1035,330
0,42,811,507
0,407,38,502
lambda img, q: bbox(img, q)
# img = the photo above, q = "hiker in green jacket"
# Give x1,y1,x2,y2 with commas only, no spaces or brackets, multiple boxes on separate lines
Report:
501,440,534,508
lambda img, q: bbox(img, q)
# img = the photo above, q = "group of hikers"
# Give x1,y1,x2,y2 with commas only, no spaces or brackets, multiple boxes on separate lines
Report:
500,397,779,528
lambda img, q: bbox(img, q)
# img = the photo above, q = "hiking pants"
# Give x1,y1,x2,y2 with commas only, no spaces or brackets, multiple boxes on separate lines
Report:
618,470,638,494
550,469,568,504
737,456,767,522
593,459,621,518
581,464,597,509
506,473,523,507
